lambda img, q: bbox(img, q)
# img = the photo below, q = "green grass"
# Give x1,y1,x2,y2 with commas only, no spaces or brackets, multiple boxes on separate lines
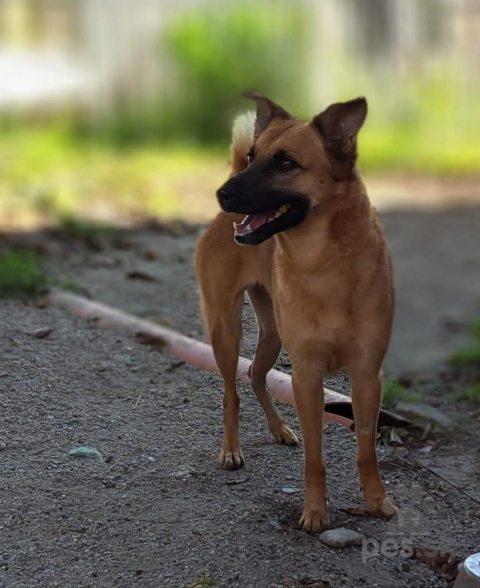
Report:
0,124,227,227
57,279,85,295
0,249,86,298
382,379,421,409
448,315,480,367
0,250,48,298
470,315,480,340
448,344,480,367
454,383,480,403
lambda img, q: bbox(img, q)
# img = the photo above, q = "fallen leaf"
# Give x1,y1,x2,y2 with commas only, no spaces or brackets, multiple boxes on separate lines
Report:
166,361,186,372
390,427,404,445
186,578,213,588
411,546,459,580
135,332,167,351
298,578,331,587
339,506,383,518
379,460,399,471
28,327,54,339
225,477,249,486
379,457,419,470
126,270,157,282
467,506,480,518
143,249,159,261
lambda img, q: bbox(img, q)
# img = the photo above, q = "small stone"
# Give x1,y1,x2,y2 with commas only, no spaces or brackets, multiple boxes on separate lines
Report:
282,487,301,494
320,527,365,548
28,327,54,339
422,496,436,511
267,519,282,532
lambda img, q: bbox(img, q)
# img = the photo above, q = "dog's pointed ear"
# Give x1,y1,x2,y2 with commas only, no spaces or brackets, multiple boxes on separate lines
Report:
312,97,367,162
242,90,291,140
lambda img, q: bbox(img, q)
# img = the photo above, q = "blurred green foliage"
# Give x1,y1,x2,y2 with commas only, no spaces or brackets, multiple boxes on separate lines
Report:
161,3,307,144
74,4,307,146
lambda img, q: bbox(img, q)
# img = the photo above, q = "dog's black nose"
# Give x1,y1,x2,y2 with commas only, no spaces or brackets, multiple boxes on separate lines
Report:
217,188,235,202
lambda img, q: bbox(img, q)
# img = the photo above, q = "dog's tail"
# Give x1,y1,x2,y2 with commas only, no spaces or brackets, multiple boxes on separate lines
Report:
230,111,255,176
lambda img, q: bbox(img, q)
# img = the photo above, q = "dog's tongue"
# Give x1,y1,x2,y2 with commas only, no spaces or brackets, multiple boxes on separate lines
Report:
235,212,271,235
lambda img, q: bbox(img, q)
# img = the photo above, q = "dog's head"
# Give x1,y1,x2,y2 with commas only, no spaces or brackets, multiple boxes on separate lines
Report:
217,90,367,245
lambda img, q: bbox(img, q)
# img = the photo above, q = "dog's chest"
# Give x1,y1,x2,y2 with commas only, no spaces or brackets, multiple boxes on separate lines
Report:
272,266,353,348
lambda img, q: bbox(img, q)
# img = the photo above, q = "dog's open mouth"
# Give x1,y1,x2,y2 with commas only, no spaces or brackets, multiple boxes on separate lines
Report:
234,204,290,236
232,198,308,245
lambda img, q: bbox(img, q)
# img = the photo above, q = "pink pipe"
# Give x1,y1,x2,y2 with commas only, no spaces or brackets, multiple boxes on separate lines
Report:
47,291,354,429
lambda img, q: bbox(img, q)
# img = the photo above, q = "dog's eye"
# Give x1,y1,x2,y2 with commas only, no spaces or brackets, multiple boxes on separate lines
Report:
246,150,254,166
279,156,298,172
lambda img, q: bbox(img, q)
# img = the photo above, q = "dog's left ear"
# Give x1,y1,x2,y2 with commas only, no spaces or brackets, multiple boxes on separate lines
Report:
312,97,367,163
242,90,291,140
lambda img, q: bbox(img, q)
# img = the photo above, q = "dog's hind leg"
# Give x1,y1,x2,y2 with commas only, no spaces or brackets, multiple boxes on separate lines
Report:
247,285,298,446
204,290,245,470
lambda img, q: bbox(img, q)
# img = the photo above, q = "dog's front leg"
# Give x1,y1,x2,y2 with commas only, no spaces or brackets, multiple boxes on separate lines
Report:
350,370,398,518
292,366,329,532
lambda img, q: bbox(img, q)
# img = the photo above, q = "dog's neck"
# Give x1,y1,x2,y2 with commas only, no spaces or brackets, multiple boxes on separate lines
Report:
274,174,373,270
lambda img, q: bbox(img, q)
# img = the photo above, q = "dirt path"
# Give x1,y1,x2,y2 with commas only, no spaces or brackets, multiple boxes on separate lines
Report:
1,213,480,588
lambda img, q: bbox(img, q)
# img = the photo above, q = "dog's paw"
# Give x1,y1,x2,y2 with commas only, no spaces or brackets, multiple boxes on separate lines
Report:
271,422,299,446
300,507,330,533
378,497,399,518
365,496,399,519
218,448,245,470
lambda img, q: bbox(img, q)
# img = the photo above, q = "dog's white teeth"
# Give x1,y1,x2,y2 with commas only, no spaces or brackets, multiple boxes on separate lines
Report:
233,222,237,229
279,205,288,213
274,210,282,219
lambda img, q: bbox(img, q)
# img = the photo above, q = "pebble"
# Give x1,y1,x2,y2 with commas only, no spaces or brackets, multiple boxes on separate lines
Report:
422,496,436,510
320,527,365,548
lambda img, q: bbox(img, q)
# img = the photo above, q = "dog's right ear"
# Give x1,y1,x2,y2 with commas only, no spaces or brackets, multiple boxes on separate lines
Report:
242,90,291,140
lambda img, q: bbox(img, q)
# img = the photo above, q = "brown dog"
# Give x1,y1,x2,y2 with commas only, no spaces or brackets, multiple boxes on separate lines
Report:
195,91,398,531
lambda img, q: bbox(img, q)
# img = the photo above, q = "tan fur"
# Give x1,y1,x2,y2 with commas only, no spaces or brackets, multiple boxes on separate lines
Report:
195,102,398,531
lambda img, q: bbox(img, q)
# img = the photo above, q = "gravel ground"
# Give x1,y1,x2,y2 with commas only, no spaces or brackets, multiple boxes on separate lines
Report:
1,212,480,588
